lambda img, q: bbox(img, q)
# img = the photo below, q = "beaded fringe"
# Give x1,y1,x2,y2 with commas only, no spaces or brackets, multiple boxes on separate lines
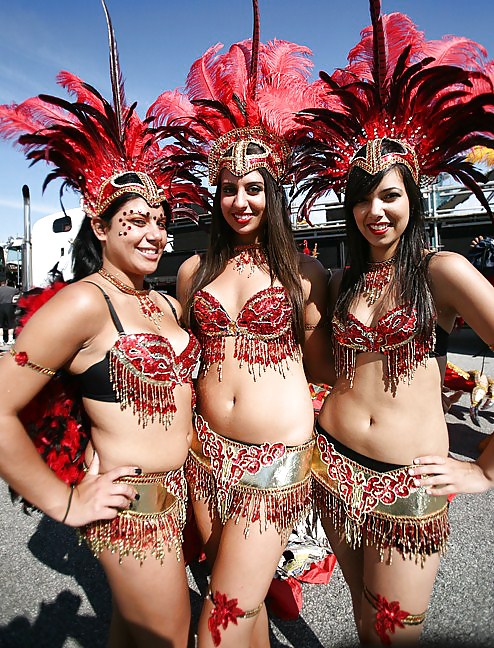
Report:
313,478,449,565
109,350,175,428
334,332,434,392
79,498,185,564
186,453,312,544
200,333,300,381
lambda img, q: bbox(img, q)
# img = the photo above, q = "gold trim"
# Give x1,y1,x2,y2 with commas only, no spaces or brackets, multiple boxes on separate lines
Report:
312,439,449,563
79,469,187,562
187,418,314,542
10,348,56,377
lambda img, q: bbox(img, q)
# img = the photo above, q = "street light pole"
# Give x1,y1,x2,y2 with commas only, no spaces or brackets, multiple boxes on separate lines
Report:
22,185,32,291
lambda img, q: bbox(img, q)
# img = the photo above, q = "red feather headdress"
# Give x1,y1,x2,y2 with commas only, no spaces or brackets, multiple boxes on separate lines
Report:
294,1,494,216
149,0,313,186
0,1,204,218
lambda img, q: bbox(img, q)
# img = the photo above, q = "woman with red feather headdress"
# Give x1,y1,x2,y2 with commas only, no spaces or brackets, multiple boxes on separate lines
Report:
149,1,332,645
0,2,205,646
294,1,494,645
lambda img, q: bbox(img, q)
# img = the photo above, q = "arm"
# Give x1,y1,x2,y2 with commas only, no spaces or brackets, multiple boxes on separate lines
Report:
0,283,139,525
412,252,494,494
299,255,336,386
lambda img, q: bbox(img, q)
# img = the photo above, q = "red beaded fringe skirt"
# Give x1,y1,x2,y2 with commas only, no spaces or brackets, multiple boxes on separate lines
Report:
186,413,314,543
79,468,187,563
312,429,449,564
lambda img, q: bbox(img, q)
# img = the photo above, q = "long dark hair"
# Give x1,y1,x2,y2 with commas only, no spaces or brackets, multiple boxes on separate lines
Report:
183,166,305,344
71,173,171,282
336,140,435,340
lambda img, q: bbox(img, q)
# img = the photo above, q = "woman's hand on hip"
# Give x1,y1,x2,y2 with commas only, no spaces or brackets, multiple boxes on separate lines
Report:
63,451,140,526
409,454,492,496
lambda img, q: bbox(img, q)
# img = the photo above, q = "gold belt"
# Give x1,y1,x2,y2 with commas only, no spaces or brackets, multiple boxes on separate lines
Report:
191,417,315,489
312,441,448,520
115,471,184,516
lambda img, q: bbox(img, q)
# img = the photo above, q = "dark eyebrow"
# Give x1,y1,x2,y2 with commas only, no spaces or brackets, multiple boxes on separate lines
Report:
379,185,402,193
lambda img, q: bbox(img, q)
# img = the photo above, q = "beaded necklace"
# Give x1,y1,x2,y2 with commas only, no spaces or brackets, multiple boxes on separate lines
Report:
362,256,396,305
229,243,267,277
98,267,163,329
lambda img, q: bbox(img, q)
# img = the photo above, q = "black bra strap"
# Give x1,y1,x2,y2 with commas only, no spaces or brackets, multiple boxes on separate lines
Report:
83,281,125,335
424,250,437,267
158,291,180,326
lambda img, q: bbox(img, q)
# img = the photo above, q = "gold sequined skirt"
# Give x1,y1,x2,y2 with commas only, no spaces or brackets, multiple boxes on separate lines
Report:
312,427,449,563
79,468,187,563
186,413,314,542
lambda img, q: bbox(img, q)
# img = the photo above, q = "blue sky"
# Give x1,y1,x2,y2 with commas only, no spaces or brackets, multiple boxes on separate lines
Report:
1,0,493,243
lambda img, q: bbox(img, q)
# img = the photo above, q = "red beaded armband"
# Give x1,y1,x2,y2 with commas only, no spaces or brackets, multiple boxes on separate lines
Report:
10,348,56,377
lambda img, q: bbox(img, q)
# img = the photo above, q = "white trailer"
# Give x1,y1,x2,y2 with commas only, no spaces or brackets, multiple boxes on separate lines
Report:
31,207,85,287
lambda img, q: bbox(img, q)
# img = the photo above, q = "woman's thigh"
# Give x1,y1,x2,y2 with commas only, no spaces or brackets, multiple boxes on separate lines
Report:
361,544,441,645
320,516,364,593
192,496,223,565
197,511,288,647
99,547,191,648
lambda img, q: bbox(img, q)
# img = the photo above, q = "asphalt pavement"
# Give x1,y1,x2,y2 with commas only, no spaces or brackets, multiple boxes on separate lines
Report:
0,327,493,647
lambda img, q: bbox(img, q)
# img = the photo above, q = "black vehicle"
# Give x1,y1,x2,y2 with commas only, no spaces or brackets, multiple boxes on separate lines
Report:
0,246,6,282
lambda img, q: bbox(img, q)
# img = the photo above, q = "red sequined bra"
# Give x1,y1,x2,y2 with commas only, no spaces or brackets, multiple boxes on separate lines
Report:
78,285,200,428
332,305,435,390
193,286,300,380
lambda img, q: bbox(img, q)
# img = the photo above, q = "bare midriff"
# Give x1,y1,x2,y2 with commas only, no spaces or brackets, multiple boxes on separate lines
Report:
84,383,194,473
196,338,314,447
318,351,449,464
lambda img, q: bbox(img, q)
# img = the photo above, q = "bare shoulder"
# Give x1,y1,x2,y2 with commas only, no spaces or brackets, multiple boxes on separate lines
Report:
10,279,110,373
176,253,202,305
21,280,109,335
426,250,479,283
177,254,201,283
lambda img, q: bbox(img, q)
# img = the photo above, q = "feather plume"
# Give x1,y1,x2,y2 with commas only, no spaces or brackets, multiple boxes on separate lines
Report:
260,39,313,82
0,0,204,217
293,1,494,218
101,0,126,139
249,0,260,100
185,43,224,102
148,0,314,187
57,71,105,112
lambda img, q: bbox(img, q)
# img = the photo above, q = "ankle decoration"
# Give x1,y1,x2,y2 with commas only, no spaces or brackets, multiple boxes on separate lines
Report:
206,588,263,646
364,584,425,645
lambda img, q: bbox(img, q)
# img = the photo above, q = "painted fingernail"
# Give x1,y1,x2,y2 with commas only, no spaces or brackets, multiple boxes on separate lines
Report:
414,479,421,487
413,458,420,464
135,468,142,475
135,493,140,501
409,468,415,475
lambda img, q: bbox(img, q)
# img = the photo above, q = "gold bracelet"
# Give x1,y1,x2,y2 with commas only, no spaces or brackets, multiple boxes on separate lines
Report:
10,348,56,376
61,484,76,524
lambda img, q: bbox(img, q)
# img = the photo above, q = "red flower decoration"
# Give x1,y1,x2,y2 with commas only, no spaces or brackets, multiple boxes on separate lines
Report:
14,351,28,367
208,591,245,646
373,594,410,645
